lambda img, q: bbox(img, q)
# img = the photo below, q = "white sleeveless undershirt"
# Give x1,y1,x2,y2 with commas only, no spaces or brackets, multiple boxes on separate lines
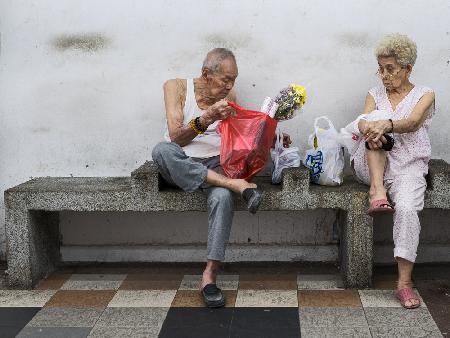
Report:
164,79,221,158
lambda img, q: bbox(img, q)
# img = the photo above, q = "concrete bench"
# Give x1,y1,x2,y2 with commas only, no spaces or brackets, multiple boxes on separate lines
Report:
4,159,450,289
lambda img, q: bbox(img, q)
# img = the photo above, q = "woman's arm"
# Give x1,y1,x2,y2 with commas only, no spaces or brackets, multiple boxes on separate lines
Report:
364,92,435,144
388,92,435,134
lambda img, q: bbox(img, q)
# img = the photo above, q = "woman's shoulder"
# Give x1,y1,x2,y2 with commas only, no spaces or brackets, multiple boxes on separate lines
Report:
368,85,385,98
414,84,434,95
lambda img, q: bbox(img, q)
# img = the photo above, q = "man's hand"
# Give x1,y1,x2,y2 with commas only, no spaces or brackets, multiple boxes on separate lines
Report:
272,133,292,148
282,133,292,148
202,99,236,125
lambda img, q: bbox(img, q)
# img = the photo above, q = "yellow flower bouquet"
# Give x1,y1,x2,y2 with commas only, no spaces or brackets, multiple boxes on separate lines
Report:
274,84,307,121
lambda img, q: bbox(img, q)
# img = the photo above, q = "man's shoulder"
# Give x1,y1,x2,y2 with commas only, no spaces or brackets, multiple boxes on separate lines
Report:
164,78,187,89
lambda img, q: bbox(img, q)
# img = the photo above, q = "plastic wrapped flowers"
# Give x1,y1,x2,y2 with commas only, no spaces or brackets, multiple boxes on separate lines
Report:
274,84,307,121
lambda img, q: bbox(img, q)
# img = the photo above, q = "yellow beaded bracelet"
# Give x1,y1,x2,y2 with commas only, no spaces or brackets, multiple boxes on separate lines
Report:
188,118,204,135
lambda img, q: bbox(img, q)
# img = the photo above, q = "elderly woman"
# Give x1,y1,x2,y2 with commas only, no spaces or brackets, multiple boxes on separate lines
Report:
352,33,435,309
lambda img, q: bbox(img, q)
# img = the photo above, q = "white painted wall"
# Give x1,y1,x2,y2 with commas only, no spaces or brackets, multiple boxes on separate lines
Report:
1,0,450,261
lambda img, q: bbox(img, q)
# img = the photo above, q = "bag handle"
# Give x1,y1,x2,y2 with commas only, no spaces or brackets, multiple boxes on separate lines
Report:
313,116,336,134
273,126,280,150
227,101,246,116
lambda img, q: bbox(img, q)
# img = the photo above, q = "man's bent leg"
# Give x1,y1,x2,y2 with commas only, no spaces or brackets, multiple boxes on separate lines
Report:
199,187,234,307
199,187,234,289
206,187,234,262
151,142,207,192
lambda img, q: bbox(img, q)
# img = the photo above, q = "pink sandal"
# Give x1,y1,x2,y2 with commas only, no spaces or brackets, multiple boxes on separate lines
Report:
367,199,395,217
396,287,421,309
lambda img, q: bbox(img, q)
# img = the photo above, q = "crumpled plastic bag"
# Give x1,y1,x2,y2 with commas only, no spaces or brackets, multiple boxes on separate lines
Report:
271,128,301,184
217,102,278,181
337,110,392,156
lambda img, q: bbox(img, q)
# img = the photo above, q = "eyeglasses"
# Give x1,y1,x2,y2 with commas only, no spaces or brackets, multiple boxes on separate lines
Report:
376,67,405,79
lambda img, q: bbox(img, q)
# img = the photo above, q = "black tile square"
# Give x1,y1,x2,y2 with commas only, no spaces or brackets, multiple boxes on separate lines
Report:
230,327,300,338
159,307,233,329
0,326,24,338
0,308,41,327
231,307,300,329
159,326,229,338
159,307,301,338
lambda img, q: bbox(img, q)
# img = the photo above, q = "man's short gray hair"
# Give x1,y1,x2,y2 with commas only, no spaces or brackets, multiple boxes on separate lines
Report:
375,33,417,67
202,48,236,73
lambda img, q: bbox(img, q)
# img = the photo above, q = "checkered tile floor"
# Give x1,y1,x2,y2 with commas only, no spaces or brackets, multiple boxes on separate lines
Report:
0,264,448,337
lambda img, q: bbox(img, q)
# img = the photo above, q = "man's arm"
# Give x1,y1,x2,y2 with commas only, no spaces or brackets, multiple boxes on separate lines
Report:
164,80,236,147
164,79,199,147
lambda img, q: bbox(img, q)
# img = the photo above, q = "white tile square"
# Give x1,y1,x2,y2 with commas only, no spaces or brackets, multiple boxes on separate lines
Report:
108,290,176,308
179,275,239,290
61,274,126,290
0,290,56,307
235,290,298,307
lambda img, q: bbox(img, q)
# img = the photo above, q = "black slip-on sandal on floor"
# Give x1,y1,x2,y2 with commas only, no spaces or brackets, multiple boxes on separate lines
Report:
242,188,264,214
201,283,225,308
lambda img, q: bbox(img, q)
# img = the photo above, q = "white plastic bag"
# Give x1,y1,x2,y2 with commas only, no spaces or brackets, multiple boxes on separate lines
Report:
337,110,392,156
303,116,344,186
271,128,301,184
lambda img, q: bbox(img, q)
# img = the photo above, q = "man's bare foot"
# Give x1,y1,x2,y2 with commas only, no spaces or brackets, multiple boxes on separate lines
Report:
232,179,257,195
200,269,217,291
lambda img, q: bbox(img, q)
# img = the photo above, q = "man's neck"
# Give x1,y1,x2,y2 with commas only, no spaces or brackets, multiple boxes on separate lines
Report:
193,77,220,109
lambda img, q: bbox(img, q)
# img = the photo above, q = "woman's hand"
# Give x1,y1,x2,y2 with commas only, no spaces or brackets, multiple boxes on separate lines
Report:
366,136,387,150
362,120,391,143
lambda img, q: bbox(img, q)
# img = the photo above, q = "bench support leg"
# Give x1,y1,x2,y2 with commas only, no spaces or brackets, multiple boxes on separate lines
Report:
6,206,60,288
339,207,373,288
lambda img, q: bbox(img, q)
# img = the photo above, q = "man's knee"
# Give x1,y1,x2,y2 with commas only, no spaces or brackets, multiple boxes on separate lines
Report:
151,142,180,164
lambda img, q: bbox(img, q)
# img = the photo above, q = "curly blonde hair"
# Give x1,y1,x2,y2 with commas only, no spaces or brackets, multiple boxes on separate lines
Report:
375,33,417,67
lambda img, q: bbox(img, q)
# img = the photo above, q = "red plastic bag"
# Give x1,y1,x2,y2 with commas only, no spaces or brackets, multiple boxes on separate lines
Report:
217,102,278,181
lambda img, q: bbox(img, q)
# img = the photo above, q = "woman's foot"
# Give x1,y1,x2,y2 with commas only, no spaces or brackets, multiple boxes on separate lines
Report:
367,186,394,215
397,281,421,309
369,185,388,204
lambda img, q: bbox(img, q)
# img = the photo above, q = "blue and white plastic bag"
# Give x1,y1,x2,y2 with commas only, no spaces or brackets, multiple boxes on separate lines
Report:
303,116,344,186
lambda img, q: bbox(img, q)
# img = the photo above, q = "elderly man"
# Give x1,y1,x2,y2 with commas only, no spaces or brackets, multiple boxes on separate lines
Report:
151,48,264,308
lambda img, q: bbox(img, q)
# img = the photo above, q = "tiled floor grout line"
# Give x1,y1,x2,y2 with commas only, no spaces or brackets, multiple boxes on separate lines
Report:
364,308,375,338
225,277,238,338
359,290,374,338
227,308,235,338
84,288,114,337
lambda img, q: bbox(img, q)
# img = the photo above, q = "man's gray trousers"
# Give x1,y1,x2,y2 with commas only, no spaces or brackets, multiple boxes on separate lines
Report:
152,141,234,261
